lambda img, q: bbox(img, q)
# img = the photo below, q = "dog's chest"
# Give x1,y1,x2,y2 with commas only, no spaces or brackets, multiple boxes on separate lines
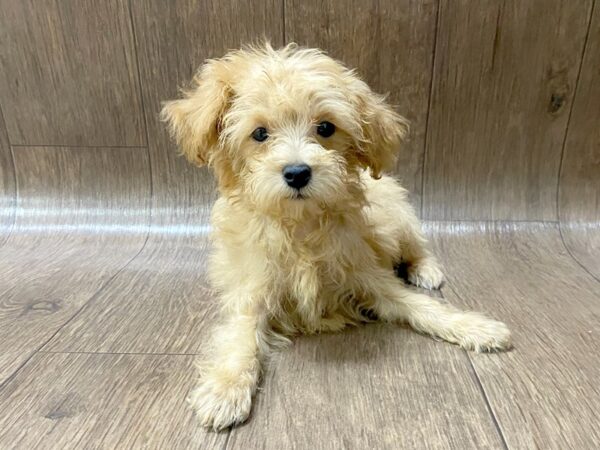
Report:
270,222,370,331
286,215,320,241
278,220,363,293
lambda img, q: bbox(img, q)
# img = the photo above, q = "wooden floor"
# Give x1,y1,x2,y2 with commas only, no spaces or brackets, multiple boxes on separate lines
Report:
0,1,599,448
0,213,598,449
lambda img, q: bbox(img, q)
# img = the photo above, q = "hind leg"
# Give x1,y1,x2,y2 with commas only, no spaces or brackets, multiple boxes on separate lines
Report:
358,269,511,352
363,174,444,289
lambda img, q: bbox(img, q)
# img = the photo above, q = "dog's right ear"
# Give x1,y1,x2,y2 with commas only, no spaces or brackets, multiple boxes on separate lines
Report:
161,59,233,166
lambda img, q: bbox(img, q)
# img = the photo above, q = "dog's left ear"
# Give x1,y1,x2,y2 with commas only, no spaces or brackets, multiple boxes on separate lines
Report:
350,79,409,178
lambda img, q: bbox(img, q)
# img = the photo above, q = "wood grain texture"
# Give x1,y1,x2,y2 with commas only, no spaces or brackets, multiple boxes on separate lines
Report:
44,238,218,353
0,353,224,449
44,0,284,353
286,0,437,210
0,107,15,245
559,2,600,281
0,0,144,146
1,2,600,449
12,147,150,234
131,0,283,227
423,0,593,220
0,147,149,383
228,325,504,449
428,222,600,449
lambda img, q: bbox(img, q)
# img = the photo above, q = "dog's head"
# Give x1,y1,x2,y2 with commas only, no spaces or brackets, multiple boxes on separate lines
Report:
162,43,408,214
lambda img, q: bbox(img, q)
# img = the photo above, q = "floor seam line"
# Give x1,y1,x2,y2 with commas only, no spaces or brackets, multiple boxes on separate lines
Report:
0,103,18,250
465,352,510,450
554,0,594,223
442,283,509,449
0,234,152,393
420,0,441,219
557,223,600,284
554,0,598,284
0,145,18,249
282,0,286,43
40,228,152,355
127,0,155,240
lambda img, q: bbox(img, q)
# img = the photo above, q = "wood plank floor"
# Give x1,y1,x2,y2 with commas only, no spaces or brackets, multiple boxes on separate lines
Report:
1,221,598,449
429,222,600,449
0,147,150,384
1,2,598,449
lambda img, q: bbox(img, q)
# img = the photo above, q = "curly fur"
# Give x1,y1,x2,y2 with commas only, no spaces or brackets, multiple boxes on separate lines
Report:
162,43,511,431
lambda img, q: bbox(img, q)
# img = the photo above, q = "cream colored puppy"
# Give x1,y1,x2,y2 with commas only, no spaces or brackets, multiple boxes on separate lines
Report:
162,43,511,430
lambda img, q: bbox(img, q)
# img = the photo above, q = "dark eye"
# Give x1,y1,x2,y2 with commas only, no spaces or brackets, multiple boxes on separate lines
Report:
316,121,336,138
251,127,269,142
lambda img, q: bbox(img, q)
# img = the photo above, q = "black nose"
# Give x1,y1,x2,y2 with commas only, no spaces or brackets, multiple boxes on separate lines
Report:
282,164,312,189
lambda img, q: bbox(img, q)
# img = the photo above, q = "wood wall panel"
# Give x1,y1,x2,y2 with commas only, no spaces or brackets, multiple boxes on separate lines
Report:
13,147,150,233
0,0,145,146
0,147,150,384
131,0,284,227
423,0,593,220
286,0,438,210
0,107,15,245
40,0,284,354
559,2,600,280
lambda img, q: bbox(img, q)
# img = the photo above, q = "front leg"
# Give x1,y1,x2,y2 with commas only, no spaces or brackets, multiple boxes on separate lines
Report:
189,304,270,430
395,207,444,290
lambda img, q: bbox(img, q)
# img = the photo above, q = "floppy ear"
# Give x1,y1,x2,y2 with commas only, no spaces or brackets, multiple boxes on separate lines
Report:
161,59,232,166
351,79,409,178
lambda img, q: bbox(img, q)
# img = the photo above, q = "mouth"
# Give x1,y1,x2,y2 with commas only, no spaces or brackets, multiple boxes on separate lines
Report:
290,189,306,200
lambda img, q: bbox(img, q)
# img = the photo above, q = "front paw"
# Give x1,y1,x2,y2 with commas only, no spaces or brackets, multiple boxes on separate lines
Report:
408,258,445,290
188,377,253,431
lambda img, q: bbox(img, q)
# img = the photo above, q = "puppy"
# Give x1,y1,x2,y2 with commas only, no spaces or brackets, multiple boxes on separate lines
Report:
162,43,511,430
